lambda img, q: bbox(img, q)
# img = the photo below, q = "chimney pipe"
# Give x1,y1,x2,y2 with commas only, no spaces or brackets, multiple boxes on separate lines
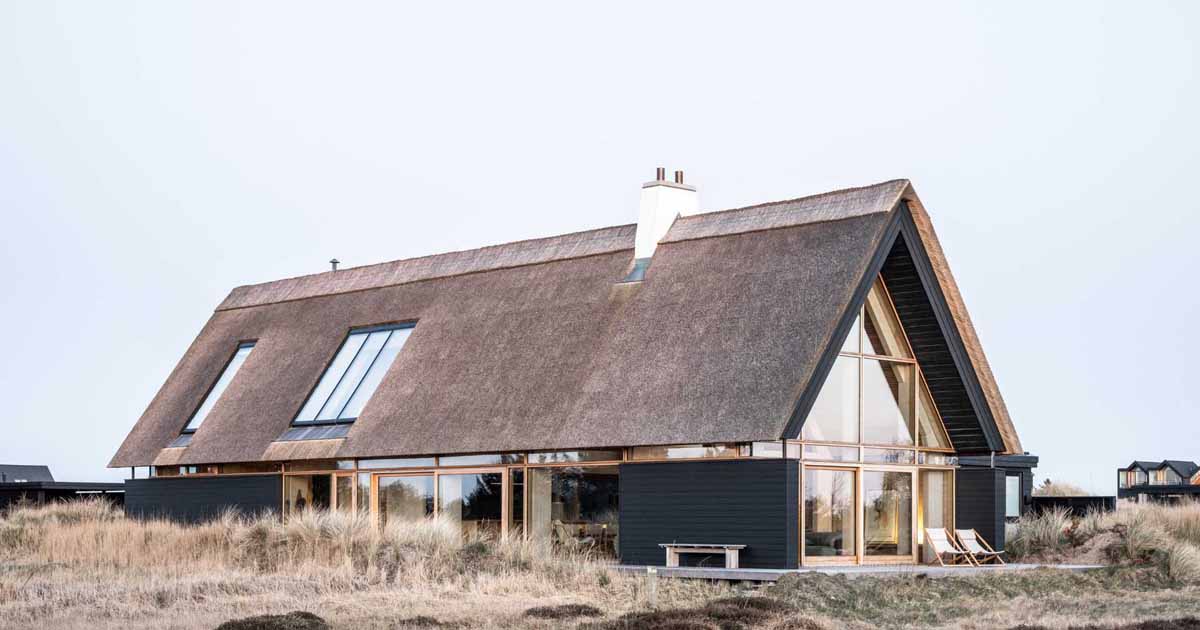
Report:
655,167,665,181
329,258,340,272
674,170,684,185
630,167,698,261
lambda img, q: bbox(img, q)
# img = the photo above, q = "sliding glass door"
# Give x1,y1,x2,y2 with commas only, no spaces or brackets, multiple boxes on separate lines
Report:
803,468,856,561
803,465,921,564
862,469,914,559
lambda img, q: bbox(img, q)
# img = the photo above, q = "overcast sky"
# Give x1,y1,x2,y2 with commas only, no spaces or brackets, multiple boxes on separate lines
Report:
2,2,1197,493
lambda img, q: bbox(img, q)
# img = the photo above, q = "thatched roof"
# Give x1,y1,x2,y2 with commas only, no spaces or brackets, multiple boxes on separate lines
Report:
110,179,1022,467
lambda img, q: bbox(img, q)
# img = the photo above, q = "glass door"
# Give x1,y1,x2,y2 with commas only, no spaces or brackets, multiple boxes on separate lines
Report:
803,467,857,561
861,468,915,561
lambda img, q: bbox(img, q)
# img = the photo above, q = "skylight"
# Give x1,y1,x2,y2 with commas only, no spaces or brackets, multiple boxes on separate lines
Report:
293,324,413,425
183,342,255,433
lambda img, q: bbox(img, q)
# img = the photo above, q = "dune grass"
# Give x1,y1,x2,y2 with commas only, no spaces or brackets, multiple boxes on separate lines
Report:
2,499,1200,629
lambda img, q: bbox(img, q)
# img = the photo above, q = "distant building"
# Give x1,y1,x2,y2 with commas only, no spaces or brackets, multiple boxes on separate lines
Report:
1117,460,1200,504
0,464,124,510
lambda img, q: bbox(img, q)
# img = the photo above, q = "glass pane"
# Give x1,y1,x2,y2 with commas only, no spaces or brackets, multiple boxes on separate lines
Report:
528,450,624,464
749,442,784,458
185,344,254,431
800,356,859,443
804,469,855,558
862,448,915,464
629,444,735,460
841,314,861,353
438,473,504,538
284,475,331,516
863,470,913,557
438,454,524,466
295,333,368,423
917,379,952,449
863,278,912,359
802,444,859,462
379,475,434,525
317,330,390,421
339,328,413,419
862,360,914,445
920,470,954,535
1006,475,1021,517
528,466,619,557
358,457,436,470
335,476,354,512
509,469,525,538
357,472,371,513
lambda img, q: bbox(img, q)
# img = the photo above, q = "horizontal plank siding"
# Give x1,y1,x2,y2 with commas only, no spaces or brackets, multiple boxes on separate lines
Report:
125,475,281,523
955,468,1005,550
881,239,990,453
618,460,798,569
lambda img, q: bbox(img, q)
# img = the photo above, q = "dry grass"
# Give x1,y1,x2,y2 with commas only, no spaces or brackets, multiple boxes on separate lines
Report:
3,499,1200,630
1032,480,1090,497
0,500,722,630
1007,501,1200,584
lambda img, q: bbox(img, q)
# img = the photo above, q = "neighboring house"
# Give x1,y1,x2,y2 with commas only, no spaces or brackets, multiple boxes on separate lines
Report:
111,174,1036,568
1118,460,1200,504
0,464,124,510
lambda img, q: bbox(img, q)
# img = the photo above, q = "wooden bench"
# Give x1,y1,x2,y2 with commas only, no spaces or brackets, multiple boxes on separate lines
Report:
659,543,746,569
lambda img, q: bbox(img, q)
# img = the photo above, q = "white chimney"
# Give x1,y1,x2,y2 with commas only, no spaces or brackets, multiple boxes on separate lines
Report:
633,168,697,260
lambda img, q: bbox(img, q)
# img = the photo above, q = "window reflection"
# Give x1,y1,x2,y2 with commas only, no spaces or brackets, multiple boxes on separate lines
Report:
804,469,855,558
528,466,619,556
800,356,859,443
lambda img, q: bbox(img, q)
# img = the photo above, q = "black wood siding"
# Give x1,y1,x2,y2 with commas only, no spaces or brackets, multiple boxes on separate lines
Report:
618,460,798,569
955,468,1005,549
125,475,281,523
881,237,992,453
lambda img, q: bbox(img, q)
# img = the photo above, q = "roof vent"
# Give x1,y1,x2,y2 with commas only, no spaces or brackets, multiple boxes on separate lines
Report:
329,258,340,272
621,167,698,283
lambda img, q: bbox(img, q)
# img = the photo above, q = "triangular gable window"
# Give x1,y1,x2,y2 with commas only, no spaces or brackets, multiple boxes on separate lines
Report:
801,276,953,451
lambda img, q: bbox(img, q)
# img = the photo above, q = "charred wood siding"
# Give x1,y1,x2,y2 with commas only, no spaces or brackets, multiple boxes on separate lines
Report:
881,237,991,453
618,460,798,569
955,468,1006,550
125,475,281,523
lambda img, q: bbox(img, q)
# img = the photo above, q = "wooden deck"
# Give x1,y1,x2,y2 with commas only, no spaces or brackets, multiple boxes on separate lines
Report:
614,563,1105,582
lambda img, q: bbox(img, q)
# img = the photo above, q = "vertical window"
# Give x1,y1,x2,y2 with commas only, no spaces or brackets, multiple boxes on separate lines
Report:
294,325,413,424
183,342,255,433
1005,475,1021,518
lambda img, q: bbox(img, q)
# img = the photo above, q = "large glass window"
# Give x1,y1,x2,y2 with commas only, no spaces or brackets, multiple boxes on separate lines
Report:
804,468,855,558
528,466,619,556
284,475,331,515
863,470,913,557
183,342,254,432
438,473,504,538
862,360,914,445
800,276,951,452
294,325,413,425
920,470,954,533
800,356,859,443
378,475,434,525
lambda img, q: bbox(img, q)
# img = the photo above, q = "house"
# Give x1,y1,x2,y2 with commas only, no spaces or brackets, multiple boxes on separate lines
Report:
1118,460,1200,504
111,173,1036,568
0,464,125,510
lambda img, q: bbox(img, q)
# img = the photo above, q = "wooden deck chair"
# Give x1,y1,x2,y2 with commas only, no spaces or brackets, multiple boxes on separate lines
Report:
924,528,974,566
955,529,1006,566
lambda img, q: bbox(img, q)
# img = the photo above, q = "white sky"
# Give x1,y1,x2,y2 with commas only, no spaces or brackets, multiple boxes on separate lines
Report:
1,2,1197,493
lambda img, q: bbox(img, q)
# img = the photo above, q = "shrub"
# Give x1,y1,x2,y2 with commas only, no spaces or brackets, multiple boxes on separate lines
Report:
1007,507,1070,559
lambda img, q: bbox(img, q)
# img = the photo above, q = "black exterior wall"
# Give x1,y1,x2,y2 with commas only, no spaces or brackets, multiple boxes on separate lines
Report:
619,459,799,569
955,467,1005,550
125,475,281,523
